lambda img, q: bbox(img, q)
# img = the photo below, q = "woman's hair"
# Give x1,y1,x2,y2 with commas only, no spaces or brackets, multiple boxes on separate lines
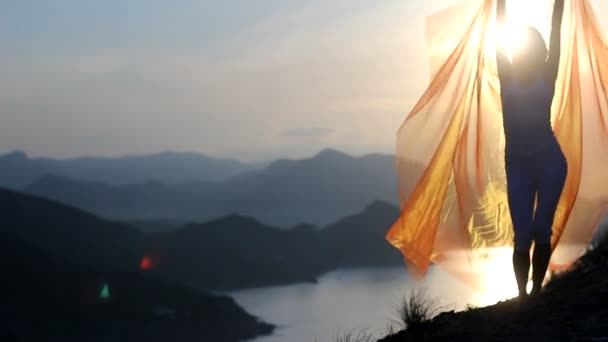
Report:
512,26,548,73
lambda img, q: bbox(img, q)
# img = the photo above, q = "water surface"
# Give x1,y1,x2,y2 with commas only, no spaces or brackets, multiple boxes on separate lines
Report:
227,266,490,342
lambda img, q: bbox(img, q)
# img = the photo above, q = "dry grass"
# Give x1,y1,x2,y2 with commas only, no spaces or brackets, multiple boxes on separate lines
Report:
315,329,378,342
392,288,441,331
332,330,377,342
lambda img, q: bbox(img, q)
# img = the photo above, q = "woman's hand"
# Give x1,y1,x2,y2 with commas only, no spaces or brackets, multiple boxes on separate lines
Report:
496,0,511,82
547,0,565,83
497,0,506,25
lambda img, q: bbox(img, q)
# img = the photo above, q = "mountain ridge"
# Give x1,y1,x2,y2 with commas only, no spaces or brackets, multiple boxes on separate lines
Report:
23,148,409,226
0,149,257,189
143,199,402,291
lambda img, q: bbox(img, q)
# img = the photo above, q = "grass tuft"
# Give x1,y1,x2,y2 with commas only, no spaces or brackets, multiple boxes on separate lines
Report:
314,329,378,342
392,288,441,331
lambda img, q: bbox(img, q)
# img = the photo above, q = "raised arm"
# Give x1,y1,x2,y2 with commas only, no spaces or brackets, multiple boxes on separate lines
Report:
496,0,511,83
546,0,565,83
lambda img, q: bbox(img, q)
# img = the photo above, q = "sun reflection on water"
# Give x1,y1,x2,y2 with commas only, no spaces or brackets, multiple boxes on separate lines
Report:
471,247,520,306
440,247,528,307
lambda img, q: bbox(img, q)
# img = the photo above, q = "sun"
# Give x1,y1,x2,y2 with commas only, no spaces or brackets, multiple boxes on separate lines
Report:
497,1,552,60
498,19,528,60
506,0,552,38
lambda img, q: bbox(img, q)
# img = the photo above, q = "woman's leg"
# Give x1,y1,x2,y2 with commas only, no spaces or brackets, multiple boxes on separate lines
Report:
506,155,537,296
506,156,537,253
533,150,567,245
531,147,567,295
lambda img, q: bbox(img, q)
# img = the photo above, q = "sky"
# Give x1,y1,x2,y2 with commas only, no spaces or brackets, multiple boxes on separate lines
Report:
2,1,608,161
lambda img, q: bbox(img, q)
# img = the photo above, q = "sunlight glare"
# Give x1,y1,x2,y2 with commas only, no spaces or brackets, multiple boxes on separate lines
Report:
473,248,521,306
498,19,528,60
440,248,525,307
498,1,552,60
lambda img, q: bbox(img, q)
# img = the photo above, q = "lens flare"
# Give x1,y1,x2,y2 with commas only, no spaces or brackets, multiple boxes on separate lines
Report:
140,255,152,270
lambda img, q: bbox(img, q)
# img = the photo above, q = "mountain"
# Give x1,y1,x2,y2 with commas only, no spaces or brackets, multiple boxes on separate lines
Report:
217,148,404,226
25,148,411,226
320,200,404,268
0,150,256,189
24,174,202,220
143,201,402,291
1,187,142,270
0,234,274,342
0,188,273,342
144,214,323,290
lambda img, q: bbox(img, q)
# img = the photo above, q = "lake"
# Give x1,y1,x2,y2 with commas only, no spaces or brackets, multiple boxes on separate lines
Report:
226,258,519,342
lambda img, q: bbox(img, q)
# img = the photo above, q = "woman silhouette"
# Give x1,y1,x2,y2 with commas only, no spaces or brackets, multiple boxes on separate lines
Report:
496,0,566,298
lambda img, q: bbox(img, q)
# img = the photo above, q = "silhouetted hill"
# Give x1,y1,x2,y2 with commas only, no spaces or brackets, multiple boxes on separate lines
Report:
144,214,323,290
0,150,255,189
144,201,402,291
127,219,192,233
0,232,89,309
0,234,273,342
320,201,404,268
25,149,409,226
0,188,273,342
1,187,141,270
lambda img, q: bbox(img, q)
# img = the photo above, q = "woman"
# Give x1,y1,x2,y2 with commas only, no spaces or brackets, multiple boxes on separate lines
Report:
388,0,608,305
496,0,566,298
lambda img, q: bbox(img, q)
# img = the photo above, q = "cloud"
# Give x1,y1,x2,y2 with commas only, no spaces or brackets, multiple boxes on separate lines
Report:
284,127,334,138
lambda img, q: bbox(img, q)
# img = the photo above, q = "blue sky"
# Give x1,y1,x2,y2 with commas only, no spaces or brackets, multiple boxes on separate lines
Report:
1,1,607,161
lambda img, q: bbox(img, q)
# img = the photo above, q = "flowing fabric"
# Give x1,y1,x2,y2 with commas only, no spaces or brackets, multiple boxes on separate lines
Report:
387,0,608,280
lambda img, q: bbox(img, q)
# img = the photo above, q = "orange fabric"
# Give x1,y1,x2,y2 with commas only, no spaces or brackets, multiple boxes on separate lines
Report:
387,0,608,278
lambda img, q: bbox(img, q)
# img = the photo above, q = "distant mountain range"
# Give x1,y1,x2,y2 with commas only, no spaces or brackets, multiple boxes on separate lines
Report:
0,150,258,189
16,148,411,226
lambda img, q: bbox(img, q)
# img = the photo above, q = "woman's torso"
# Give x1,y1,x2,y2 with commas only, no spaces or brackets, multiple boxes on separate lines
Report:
500,75,558,156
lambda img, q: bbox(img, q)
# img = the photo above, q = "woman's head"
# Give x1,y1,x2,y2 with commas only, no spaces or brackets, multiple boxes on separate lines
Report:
511,26,548,78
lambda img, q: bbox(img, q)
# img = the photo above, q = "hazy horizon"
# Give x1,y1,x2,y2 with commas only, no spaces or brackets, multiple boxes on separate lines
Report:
0,145,395,163
3,1,608,162
1,0,456,162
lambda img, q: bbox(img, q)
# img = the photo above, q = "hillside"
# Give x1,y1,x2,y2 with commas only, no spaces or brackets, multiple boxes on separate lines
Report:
0,188,274,342
0,234,273,342
379,241,608,341
1,187,141,270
